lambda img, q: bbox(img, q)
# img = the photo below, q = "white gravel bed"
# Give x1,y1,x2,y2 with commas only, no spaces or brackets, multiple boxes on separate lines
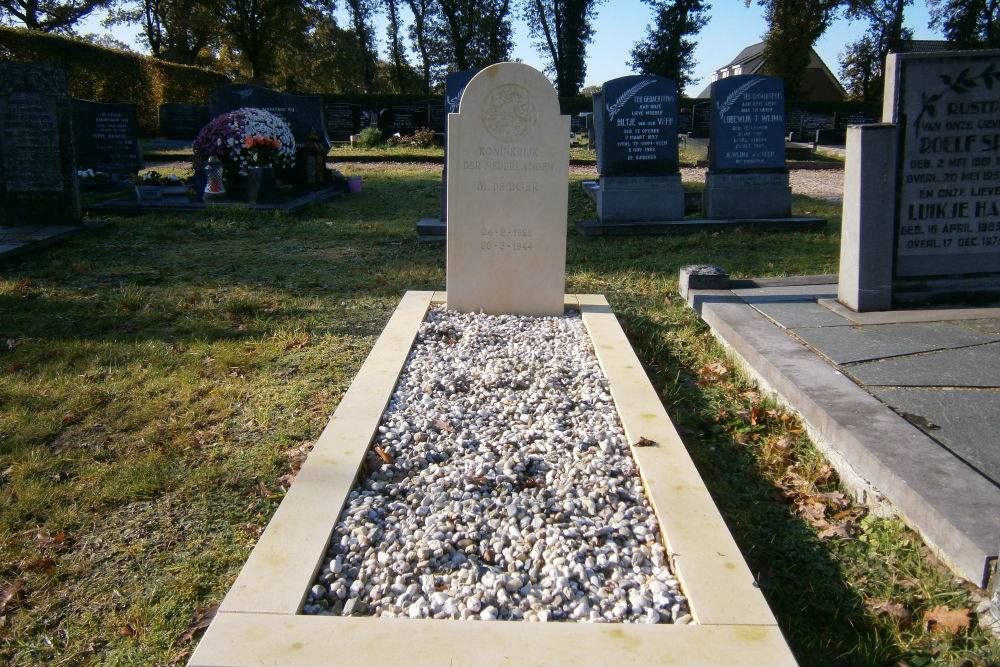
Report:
302,305,691,624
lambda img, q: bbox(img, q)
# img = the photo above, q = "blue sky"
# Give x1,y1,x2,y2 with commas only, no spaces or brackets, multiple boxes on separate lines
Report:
79,0,943,91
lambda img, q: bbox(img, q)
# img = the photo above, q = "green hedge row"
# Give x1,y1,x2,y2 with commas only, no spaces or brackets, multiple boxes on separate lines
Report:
0,27,229,135
322,92,596,117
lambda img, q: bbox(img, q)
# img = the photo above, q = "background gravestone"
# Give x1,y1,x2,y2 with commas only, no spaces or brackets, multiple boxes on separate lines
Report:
159,102,210,140
704,75,791,219
0,62,81,226
71,98,143,177
584,75,684,223
377,103,430,137
417,68,481,238
446,62,569,316
323,103,361,141
210,84,330,150
839,49,1000,311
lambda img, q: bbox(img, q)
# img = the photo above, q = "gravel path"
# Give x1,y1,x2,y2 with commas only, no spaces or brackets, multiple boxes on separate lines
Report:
302,306,691,624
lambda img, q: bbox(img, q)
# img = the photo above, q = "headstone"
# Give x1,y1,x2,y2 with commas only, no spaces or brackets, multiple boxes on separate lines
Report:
209,84,330,149
586,75,685,222
71,98,143,176
377,103,430,137
417,68,481,237
446,62,569,316
323,103,361,142
839,49,1000,311
159,102,211,140
703,75,791,219
0,62,81,226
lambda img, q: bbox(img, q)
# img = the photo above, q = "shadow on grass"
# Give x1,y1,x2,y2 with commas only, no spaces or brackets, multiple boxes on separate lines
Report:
617,307,896,667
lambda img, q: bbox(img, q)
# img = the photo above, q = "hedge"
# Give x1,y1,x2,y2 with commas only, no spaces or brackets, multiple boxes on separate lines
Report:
0,26,230,136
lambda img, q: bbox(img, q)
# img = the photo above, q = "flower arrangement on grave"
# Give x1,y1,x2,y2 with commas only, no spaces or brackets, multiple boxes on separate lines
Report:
193,108,295,178
244,135,281,166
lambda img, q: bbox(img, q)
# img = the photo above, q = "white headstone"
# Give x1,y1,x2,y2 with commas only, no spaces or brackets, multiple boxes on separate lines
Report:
446,63,570,316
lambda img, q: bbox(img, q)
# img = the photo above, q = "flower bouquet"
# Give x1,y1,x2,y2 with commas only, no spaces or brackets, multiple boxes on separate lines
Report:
193,108,296,179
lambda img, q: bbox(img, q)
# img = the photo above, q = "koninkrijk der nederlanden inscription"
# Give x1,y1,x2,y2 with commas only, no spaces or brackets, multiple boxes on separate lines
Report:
461,87,552,229
899,64,1000,263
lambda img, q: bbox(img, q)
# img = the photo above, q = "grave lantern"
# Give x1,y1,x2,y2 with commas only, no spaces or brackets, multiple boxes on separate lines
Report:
204,154,225,200
299,129,327,186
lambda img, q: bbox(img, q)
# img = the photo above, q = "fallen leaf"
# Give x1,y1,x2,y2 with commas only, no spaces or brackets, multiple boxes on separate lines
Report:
177,602,219,644
275,473,296,489
923,605,971,634
772,435,792,450
431,418,454,433
0,580,23,614
797,498,828,524
242,524,263,537
373,444,394,464
818,522,859,539
6,363,26,373
120,623,137,637
867,599,912,623
633,437,656,447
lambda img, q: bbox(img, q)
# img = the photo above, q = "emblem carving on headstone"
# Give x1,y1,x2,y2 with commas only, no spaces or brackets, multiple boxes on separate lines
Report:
481,84,537,140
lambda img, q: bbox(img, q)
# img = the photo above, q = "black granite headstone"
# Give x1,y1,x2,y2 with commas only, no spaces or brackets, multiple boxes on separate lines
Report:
209,84,330,149
72,98,143,175
0,62,81,225
445,69,481,117
377,103,430,136
159,102,211,140
708,75,785,170
597,75,679,176
323,103,361,141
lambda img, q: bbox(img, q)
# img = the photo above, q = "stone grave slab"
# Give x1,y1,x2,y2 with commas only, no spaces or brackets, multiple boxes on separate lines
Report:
750,301,854,329
445,63,569,316
730,283,837,303
871,387,1000,483
0,62,81,226
847,342,1000,387
71,98,143,176
159,102,211,140
791,321,998,365
210,84,330,149
186,292,796,667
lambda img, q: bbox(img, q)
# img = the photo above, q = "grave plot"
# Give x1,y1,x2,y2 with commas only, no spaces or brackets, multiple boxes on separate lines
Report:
188,64,794,666
187,292,796,667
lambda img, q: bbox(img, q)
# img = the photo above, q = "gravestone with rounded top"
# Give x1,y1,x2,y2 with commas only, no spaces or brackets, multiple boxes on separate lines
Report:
704,74,791,219
0,62,81,226
446,63,569,316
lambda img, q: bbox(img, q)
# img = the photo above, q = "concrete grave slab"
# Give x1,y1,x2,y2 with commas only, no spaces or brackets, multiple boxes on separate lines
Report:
870,387,1000,483
792,322,999,365
730,283,837,303
847,342,1000,388
446,63,569,316
750,301,854,329
188,291,796,666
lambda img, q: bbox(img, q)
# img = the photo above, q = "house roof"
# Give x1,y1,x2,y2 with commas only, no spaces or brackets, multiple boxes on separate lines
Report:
695,41,847,100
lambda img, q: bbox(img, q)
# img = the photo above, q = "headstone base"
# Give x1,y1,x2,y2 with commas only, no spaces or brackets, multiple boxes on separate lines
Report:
703,171,791,219
576,217,825,237
679,264,729,300
591,175,685,223
416,217,446,242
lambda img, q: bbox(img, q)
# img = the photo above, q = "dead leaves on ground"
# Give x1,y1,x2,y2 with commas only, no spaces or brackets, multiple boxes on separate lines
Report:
923,604,972,634
776,465,865,539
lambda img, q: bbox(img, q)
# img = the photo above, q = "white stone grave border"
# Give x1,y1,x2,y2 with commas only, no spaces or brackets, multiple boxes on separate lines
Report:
188,291,796,667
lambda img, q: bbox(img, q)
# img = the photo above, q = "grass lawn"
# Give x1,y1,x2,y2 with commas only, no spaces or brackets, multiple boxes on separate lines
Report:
1,164,997,666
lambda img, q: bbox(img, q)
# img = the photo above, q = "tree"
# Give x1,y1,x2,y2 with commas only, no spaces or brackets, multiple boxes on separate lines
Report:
928,0,999,48
522,0,603,97
343,0,380,92
105,0,221,65
628,0,709,96
405,0,449,92
217,0,312,82
750,0,840,98
384,0,411,93
839,0,912,100
437,0,513,70
0,0,111,32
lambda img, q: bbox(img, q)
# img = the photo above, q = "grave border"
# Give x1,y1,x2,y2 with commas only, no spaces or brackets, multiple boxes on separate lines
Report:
188,291,796,667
